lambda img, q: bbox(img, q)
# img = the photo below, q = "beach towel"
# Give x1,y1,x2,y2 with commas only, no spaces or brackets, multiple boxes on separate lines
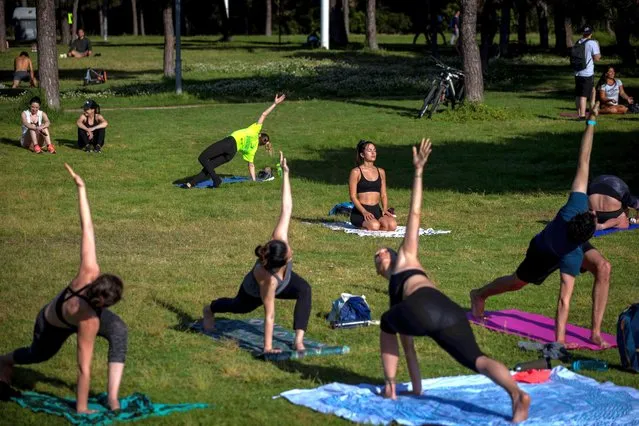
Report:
593,223,639,237
280,366,639,425
174,175,274,189
467,309,616,350
314,222,451,238
192,318,349,361
8,390,208,425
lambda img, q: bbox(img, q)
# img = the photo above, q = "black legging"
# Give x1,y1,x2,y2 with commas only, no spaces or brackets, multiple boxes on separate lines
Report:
210,271,312,331
190,136,237,186
13,308,128,364
380,287,483,372
78,128,106,149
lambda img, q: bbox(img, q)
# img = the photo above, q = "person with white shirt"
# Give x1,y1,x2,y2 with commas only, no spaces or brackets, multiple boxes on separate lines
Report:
574,26,601,119
597,66,634,114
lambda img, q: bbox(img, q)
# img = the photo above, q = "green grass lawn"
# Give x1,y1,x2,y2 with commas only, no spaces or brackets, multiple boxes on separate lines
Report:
0,35,638,425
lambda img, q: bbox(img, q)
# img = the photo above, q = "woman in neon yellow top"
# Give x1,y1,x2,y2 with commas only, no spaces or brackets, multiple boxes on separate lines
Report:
185,94,285,188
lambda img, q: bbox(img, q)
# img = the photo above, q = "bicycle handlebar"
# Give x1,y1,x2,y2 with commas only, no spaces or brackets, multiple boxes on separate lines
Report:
430,55,464,75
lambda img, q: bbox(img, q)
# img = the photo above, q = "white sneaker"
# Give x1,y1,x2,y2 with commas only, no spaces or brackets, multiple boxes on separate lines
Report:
59,53,67,58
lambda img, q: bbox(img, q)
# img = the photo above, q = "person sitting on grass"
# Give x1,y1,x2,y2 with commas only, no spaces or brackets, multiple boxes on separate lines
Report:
588,174,639,230
203,152,312,353
12,51,37,88
185,94,284,188
0,164,128,413
348,140,397,231
20,96,55,154
470,104,611,348
375,139,530,423
68,29,93,58
77,99,109,153
597,66,634,114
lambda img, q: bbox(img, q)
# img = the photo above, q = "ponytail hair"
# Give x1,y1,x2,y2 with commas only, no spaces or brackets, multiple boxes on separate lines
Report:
254,239,288,270
356,139,375,165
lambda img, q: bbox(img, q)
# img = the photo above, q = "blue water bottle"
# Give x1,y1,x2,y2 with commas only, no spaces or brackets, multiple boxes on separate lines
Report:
571,359,608,372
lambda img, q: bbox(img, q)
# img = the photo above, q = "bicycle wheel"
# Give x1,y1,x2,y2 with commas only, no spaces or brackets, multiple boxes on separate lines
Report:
451,84,465,110
427,84,446,118
418,83,438,118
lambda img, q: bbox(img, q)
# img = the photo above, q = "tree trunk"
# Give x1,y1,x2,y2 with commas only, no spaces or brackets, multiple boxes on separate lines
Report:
0,0,7,52
536,0,548,49
365,0,377,49
480,0,498,73
99,8,104,37
343,0,349,36
219,0,232,41
615,17,636,66
564,16,572,48
140,9,145,36
60,9,71,46
72,0,79,37
131,0,138,35
163,5,175,77
36,0,60,109
552,0,566,52
102,0,108,41
515,0,526,50
461,0,483,102
329,0,348,46
265,0,271,36
499,0,511,57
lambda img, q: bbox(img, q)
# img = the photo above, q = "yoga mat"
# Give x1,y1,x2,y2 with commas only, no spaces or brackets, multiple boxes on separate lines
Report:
311,221,451,238
174,175,274,189
594,223,639,237
280,366,639,425
466,309,616,350
9,391,208,425
192,318,350,361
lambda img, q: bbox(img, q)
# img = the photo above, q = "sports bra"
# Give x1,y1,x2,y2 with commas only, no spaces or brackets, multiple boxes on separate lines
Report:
356,166,381,194
388,269,428,307
55,283,101,329
242,260,293,298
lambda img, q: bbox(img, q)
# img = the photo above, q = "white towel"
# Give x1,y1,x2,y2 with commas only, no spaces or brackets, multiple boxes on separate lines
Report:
311,221,451,238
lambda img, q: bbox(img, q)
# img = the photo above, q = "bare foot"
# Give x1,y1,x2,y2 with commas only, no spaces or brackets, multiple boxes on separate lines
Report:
202,305,215,332
108,398,120,411
511,390,531,423
562,341,580,350
590,334,610,348
470,290,486,320
294,343,306,352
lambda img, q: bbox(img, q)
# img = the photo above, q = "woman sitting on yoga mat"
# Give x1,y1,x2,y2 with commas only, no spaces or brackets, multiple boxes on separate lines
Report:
185,94,285,188
374,139,530,423
348,140,397,231
0,164,128,414
202,152,311,353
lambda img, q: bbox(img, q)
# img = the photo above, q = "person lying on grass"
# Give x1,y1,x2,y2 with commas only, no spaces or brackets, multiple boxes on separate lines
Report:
375,138,530,423
0,164,127,414
185,94,285,188
348,139,397,231
471,103,611,348
203,152,312,353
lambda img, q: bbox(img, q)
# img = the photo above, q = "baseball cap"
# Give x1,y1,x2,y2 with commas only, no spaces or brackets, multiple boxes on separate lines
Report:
82,99,98,110
583,26,593,35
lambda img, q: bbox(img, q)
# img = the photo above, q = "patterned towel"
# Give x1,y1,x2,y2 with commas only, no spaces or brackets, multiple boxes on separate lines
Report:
314,221,451,238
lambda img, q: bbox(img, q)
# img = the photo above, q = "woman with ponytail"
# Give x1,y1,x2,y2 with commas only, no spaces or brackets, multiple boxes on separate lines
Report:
203,152,312,353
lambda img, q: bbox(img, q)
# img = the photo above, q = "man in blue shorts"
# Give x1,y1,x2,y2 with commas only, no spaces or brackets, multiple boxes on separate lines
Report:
470,104,610,348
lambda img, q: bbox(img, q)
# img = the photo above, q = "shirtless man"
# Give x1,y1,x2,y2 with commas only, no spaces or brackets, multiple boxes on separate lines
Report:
12,52,37,88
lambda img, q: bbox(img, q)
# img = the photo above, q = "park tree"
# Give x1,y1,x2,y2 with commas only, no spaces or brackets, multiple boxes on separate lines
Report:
0,0,7,53
131,0,138,35
37,0,61,109
536,0,549,49
499,0,511,56
265,0,271,36
365,0,377,49
461,0,483,102
163,4,175,77
480,0,499,72
331,0,348,46
72,0,79,36
515,0,527,50
60,5,71,46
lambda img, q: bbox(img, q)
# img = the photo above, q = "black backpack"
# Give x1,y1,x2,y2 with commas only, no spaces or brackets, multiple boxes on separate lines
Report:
570,40,590,71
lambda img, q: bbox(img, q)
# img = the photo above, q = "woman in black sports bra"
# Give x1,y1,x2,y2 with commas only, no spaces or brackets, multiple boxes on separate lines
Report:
373,139,530,423
0,164,127,414
76,99,109,153
348,140,397,231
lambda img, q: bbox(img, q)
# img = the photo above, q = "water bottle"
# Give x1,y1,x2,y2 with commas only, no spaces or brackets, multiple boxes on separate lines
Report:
276,163,282,177
571,359,608,372
514,358,550,372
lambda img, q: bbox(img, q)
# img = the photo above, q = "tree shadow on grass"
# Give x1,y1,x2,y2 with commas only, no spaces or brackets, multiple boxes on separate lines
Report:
291,130,638,193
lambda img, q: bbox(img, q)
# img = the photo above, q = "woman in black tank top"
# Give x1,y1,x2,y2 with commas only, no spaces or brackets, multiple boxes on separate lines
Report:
76,99,109,152
348,140,397,231
373,139,530,423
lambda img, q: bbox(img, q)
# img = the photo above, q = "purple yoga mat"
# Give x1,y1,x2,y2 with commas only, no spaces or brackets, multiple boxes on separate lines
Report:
466,309,617,351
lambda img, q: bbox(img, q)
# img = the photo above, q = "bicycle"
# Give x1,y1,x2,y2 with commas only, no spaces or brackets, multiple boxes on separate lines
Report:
418,57,465,119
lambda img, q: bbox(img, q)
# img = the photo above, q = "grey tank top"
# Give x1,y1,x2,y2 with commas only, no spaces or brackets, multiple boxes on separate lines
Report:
242,260,293,298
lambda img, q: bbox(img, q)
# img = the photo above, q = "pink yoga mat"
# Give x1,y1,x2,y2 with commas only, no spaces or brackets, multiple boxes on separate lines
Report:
466,309,617,351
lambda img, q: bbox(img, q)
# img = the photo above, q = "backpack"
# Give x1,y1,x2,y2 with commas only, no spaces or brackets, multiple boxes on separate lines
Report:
327,293,372,328
617,303,639,372
570,40,590,72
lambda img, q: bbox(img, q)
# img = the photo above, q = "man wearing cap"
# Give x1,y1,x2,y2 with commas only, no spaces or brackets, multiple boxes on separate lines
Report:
574,26,601,119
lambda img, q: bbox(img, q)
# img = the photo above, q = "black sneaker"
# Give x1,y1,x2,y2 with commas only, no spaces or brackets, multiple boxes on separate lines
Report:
84,145,92,153
94,145,102,153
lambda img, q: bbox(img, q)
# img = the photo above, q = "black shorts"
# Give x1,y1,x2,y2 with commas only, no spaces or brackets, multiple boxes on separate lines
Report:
13,70,30,82
350,204,382,228
595,209,624,224
515,239,560,285
575,75,594,98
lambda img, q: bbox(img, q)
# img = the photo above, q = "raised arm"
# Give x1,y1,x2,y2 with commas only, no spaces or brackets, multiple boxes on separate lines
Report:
570,103,598,194
257,94,286,125
65,164,99,278
399,139,432,259
271,152,291,243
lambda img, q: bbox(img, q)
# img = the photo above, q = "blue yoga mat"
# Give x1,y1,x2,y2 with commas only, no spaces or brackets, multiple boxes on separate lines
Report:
10,391,208,425
280,366,639,425
594,223,639,237
192,318,350,361
175,176,274,189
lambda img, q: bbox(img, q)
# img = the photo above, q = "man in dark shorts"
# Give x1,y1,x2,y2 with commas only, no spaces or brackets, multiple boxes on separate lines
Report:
574,26,601,119
68,29,93,58
589,175,639,230
470,104,611,348
12,51,36,88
